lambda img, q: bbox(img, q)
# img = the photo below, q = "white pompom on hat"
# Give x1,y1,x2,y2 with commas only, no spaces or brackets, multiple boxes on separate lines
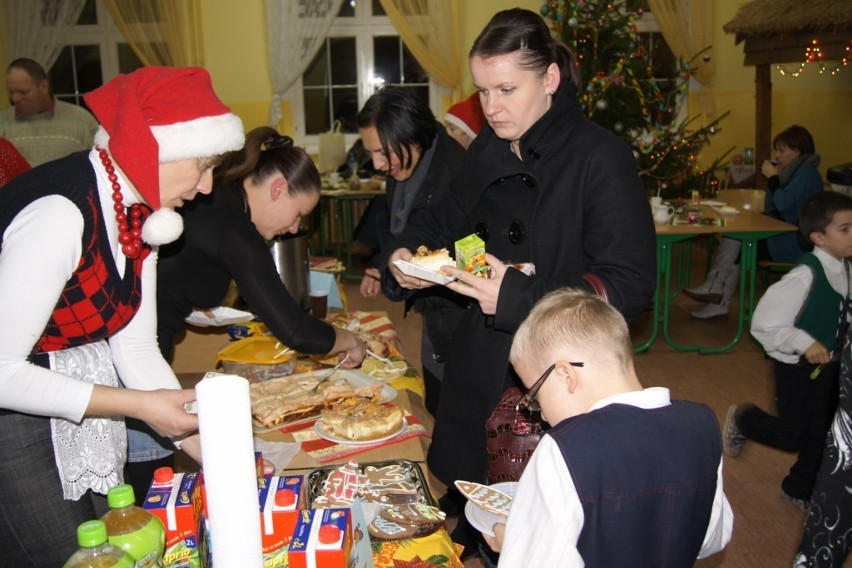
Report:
84,67,244,244
444,92,486,141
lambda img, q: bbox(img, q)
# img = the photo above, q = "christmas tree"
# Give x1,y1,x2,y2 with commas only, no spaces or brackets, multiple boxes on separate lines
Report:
541,0,730,197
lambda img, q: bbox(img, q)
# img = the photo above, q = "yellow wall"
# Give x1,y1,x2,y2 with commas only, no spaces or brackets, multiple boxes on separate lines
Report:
197,1,852,175
698,0,852,177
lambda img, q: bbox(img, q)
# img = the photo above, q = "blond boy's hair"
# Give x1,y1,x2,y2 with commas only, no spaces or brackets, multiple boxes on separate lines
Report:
510,288,632,372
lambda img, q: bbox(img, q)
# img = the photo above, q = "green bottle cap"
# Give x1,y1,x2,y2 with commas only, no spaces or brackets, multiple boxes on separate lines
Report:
77,520,108,547
107,484,136,508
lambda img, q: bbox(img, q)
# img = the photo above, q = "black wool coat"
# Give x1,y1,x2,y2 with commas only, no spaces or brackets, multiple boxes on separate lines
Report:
383,86,657,485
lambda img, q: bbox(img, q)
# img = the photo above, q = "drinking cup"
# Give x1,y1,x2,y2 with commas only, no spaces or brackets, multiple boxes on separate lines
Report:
327,172,340,187
653,204,674,224
309,290,329,319
650,196,663,207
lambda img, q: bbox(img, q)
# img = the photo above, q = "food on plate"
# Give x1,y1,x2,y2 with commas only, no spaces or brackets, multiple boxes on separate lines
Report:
718,205,738,215
250,373,382,428
409,246,454,274
326,312,360,331
320,398,404,441
312,330,392,365
361,357,408,380
454,480,513,518
310,460,444,540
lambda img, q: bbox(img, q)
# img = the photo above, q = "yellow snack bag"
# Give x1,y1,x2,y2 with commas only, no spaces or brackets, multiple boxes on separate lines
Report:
454,234,488,278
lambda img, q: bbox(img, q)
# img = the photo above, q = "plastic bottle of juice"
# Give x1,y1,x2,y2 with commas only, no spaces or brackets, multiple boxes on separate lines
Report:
63,519,135,568
102,484,165,568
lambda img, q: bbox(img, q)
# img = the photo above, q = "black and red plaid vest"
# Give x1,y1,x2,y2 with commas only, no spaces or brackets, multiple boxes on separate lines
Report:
0,151,151,354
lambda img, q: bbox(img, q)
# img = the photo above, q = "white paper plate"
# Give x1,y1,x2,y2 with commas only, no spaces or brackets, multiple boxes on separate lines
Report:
699,200,726,207
393,259,456,285
251,369,398,433
464,482,518,537
314,417,407,446
185,307,255,327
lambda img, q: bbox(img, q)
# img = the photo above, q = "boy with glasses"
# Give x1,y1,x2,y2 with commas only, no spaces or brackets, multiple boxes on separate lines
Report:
484,288,732,566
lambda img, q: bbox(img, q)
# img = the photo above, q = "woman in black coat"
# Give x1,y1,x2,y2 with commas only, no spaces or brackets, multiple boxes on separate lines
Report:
384,8,656,492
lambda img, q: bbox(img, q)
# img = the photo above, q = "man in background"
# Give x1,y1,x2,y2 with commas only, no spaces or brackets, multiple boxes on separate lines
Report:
1,58,98,166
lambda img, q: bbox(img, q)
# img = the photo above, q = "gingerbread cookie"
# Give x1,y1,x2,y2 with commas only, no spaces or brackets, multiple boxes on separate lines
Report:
382,503,446,526
454,480,512,518
363,464,407,485
368,515,418,540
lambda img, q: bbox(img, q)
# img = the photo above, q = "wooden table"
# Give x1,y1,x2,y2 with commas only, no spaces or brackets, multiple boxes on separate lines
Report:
314,186,385,280
635,205,797,354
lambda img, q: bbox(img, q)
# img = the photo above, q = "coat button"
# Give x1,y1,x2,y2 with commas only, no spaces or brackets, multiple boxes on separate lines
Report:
521,175,536,188
527,149,540,159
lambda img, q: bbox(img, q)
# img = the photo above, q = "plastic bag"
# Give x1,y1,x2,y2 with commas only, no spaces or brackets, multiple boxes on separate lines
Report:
318,120,346,174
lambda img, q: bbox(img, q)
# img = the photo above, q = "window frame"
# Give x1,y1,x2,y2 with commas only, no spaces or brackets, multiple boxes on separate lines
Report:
52,0,152,105
288,2,449,153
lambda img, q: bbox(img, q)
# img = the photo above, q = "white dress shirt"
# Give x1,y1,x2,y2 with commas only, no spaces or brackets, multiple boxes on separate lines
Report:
751,246,850,364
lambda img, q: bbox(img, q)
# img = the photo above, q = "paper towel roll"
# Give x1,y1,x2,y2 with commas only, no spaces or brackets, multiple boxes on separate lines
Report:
196,373,263,567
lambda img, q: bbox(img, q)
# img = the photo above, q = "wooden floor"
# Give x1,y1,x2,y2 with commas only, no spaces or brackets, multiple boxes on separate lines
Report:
342,246,852,568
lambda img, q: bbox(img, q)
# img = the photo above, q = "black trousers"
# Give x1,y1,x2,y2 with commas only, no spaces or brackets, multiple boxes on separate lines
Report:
739,359,839,499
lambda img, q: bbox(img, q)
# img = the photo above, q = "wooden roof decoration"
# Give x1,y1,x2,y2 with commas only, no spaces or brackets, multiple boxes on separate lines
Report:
723,0,851,65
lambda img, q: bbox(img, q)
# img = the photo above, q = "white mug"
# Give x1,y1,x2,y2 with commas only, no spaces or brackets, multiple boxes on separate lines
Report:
653,204,674,224
650,196,663,207
328,172,340,187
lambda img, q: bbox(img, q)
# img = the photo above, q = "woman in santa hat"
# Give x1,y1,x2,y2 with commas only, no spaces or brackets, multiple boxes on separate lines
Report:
444,92,486,150
0,66,244,565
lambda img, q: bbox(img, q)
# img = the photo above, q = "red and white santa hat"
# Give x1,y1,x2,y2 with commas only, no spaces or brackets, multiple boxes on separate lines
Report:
444,92,486,140
84,66,244,244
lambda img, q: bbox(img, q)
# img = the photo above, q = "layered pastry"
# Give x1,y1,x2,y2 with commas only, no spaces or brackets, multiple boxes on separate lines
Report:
319,398,404,441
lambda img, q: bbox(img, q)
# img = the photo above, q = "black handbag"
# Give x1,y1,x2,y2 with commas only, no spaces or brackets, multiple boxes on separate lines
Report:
485,387,549,483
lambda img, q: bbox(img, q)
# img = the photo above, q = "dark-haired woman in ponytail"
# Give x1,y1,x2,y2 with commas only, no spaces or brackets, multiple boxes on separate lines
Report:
125,127,366,498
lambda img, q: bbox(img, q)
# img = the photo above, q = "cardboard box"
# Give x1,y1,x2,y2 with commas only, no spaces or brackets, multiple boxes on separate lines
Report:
288,509,352,568
454,234,487,277
143,469,204,568
258,475,304,567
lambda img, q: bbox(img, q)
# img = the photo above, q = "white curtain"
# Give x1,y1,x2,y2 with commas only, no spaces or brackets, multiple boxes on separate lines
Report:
378,0,462,96
6,0,87,71
265,0,344,128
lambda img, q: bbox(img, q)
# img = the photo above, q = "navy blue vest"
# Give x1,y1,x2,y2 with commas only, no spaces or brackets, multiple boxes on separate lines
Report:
550,400,720,567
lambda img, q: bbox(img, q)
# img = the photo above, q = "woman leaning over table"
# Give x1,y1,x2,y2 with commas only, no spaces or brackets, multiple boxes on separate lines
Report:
384,5,656,542
0,67,245,566
134,127,367,498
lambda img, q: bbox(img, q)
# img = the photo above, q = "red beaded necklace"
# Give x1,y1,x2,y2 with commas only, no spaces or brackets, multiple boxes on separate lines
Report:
96,147,147,260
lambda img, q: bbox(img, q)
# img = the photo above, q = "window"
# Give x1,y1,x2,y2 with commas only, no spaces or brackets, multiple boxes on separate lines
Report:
50,0,145,109
292,0,447,150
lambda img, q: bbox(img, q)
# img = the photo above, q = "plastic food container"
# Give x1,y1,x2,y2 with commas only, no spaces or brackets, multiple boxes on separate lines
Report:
216,336,298,382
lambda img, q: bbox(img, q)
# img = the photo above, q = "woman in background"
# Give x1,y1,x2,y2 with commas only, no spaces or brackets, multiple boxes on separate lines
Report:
356,87,468,416
444,92,486,150
685,125,823,319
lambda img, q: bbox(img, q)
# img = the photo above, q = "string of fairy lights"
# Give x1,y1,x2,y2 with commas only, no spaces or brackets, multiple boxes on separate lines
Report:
776,38,851,77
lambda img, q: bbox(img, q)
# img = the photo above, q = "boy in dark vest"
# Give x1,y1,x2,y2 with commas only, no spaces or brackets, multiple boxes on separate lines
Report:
730,191,852,510
484,289,732,566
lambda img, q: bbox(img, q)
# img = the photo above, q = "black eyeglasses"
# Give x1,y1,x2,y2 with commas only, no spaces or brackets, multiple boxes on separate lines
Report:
474,220,526,245
515,361,584,416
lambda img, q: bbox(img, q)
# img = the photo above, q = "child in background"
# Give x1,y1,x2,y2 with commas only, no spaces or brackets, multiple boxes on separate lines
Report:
484,288,732,566
443,92,486,150
728,191,852,510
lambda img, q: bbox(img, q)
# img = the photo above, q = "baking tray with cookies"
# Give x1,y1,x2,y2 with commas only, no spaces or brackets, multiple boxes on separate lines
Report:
305,459,445,541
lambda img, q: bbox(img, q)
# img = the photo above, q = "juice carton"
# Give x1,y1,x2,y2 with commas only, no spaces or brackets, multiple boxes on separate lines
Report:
454,234,487,278
258,475,304,568
288,509,352,568
142,469,204,568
